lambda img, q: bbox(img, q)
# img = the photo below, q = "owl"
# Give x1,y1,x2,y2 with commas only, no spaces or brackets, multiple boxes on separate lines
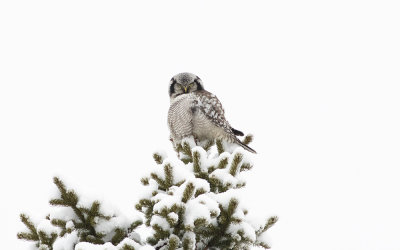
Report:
168,72,256,153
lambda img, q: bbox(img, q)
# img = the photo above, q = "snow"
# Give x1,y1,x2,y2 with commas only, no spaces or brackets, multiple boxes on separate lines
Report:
191,146,209,172
153,150,167,162
94,215,132,237
167,212,178,224
180,137,197,150
37,220,58,235
65,221,75,230
150,215,171,231
17,139,269,249
116,238,144,249
228,222,257,242
139,179,160,200
38,245,50,250
75,240,152,250
256,231,271,248
189,177,210,193
193,194,221,216
210,168,237,186
49,207,78,222
53,231,78,250
184,199,212,227
152,193,182,212
75,242,116,250
3,1,400,250
211,189,240,207
149,158,193,186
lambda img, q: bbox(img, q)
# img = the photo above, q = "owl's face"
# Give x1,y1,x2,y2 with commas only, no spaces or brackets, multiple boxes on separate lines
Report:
169,72,204,99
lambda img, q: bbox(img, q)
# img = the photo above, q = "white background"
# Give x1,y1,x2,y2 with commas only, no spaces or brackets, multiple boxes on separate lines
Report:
1,0,399,249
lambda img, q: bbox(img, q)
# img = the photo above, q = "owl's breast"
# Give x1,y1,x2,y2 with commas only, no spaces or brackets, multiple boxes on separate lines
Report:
168,94,196,140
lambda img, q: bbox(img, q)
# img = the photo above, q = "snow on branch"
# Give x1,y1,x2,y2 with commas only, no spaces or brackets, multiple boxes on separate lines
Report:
18,134,277,249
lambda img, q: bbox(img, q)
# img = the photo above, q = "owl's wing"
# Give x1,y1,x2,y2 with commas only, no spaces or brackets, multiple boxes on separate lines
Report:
193,91,256,153
194,91,233,134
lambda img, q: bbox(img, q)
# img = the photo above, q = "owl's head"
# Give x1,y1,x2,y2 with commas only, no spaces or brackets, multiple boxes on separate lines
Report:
169,72,204,99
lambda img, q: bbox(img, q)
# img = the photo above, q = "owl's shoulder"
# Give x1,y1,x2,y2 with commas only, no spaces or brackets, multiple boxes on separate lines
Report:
194,90,224,112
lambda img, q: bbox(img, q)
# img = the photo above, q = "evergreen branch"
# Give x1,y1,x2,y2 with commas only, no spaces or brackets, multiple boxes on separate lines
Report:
50,177,101,241
166,213,178,226
206,199,239,248
175,180,185,187
17,232,38,242
136,199,154,226
85,234,105,244
140,177,150,186
181,182,195,203
111,228,126,245
17,214,39,242
52,177,78,206
203,140,214,152
164,163,174,188
167,235,179,250
181,158,192,164
71,206,96,237
182,233,195,250
216,139,224,154
18,133,276,250
227,199,239,218
153,153,164,165
209,177,221,193
255,241,271,249
50,219,68,236
194,188,207,197
256,216,278,235
172,205,185,236
193,218,207,227
37,230,58,248
120,244,136,250
150,173,167,191
229,153,243,176
235,182,246,189
49,199,68,206
207,166,216,173
147,236,158,246
50,219,66,228
181,142,193,163
129,220,143,232
240,163,253,172
152,224,171,242
242,134,253,145
192,151,201,173
217,157,228,169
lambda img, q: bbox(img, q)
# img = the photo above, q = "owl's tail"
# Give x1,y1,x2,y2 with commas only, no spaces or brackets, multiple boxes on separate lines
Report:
237,139,257,154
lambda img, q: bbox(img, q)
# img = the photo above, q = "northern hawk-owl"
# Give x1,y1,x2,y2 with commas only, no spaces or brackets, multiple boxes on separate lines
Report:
168,72,256,153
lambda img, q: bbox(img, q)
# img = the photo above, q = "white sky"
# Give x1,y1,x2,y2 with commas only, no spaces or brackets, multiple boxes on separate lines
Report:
1,0,399,249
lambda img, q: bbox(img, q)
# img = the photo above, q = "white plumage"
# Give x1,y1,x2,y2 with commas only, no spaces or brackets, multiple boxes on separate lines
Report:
168,72,256,153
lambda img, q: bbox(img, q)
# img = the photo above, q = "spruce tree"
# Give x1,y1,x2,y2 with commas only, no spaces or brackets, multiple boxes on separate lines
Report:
17,177,144,250
18,136,277,249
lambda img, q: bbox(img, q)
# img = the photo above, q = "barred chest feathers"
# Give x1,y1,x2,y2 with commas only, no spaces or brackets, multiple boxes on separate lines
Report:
168,93,230,143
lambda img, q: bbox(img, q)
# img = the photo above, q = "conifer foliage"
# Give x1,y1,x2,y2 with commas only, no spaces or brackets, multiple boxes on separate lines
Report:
18,135,277,249
17,177,143,250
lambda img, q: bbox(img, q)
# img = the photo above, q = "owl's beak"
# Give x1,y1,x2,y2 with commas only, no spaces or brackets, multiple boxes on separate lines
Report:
183,86,188,93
